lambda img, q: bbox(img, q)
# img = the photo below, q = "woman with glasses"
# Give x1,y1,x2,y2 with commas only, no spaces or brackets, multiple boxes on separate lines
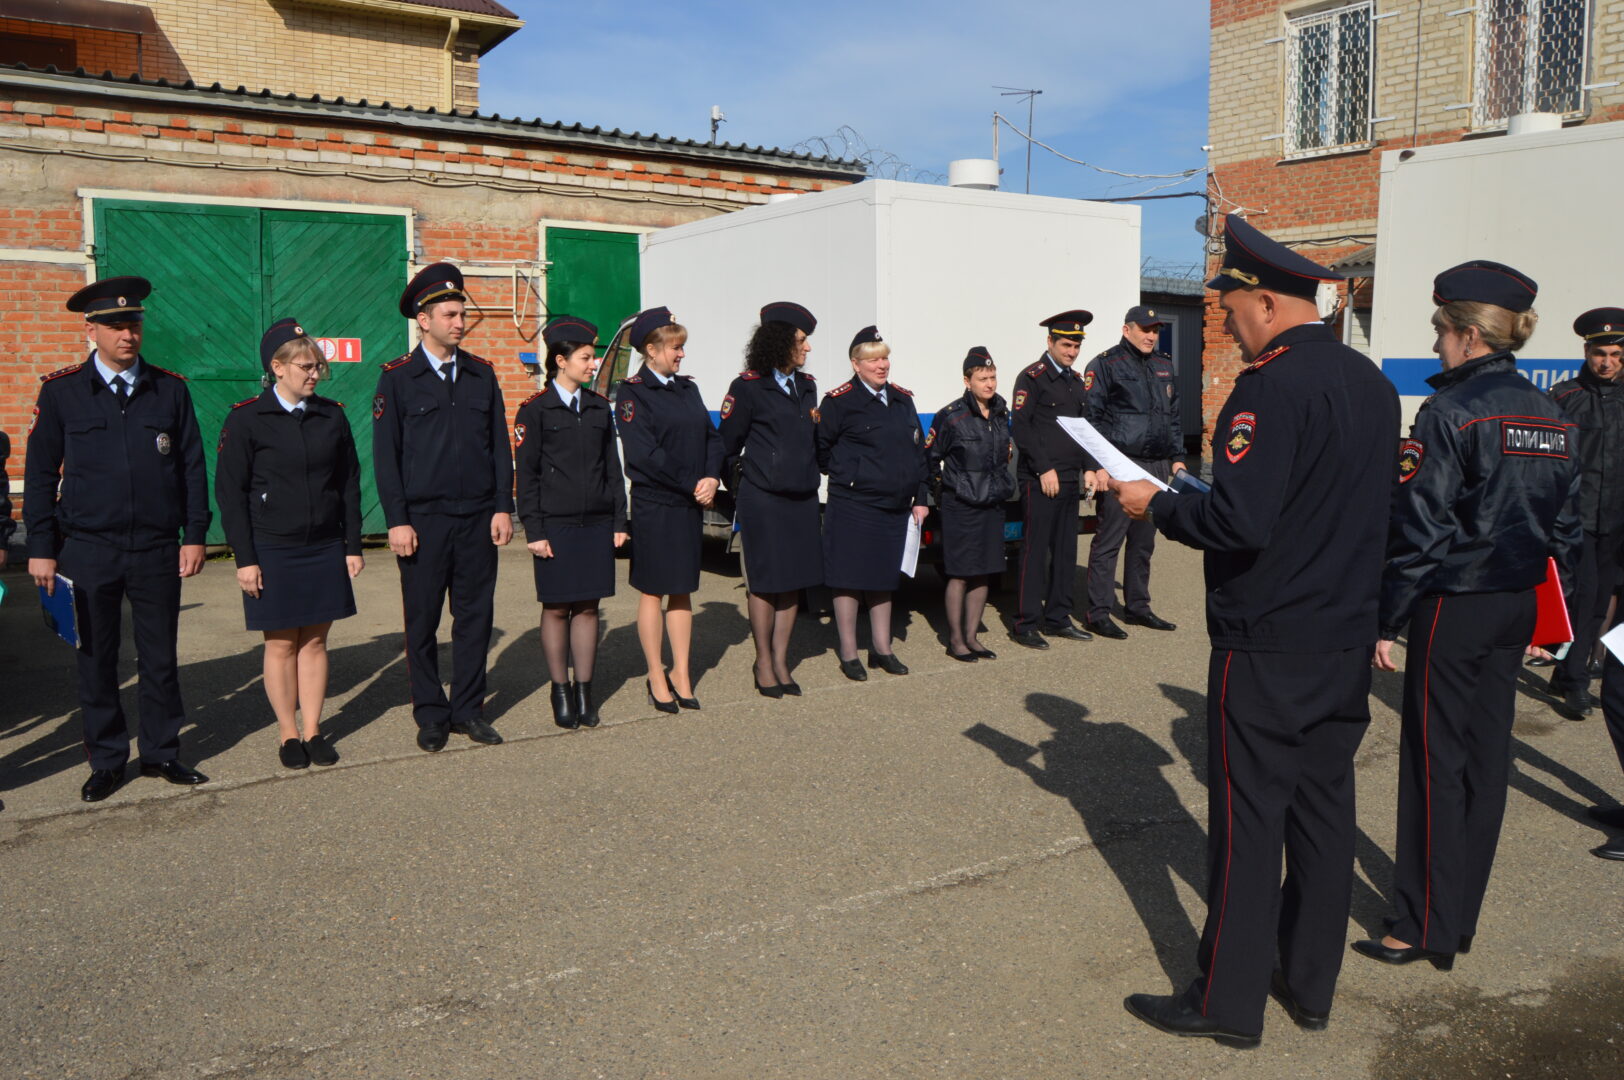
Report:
216,318,365,769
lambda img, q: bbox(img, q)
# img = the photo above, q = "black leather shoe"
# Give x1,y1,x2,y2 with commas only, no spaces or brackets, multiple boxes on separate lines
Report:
675,693,701,710
647,679,679,714
969,646,997,659
1124,611,1177,631
868,651,909,675
1085,617,1128,640
280,738,310,770
574,681,600,728
1588,656,1605,677
551,683,578,729
81,767,125,802
837,658,868,682
1586,805,1624,829
1351,938,1454,970
1123,993,1260,1049
304,733,339,767
1561,685,1595,719
1593,835,1624,861
1009,631,1049,650
779,680,802,697
140,760,209,786
1042,624,1093,642
755,674,787,697
417,725,450,752
946,647,979,662
451,719,503,745
1270,970,1329,1030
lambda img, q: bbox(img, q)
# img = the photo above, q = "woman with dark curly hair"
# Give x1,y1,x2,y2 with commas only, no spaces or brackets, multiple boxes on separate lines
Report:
717,301,824,697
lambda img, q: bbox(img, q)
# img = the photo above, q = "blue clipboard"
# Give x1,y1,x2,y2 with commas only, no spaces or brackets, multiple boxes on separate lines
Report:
39,573,81,649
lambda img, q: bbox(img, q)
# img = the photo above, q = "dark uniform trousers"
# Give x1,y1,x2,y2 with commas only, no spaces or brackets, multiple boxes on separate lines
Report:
1016,480,1079,633
398,512,498,730
1086,458,1171,621
1187,646,1370,1034
1597,651,1624,779
59,537,185,769
1390,590,1534,953
1554,530,1618,690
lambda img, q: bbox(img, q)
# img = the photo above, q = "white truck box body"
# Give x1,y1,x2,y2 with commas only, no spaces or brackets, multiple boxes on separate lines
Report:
1371,120,1624,426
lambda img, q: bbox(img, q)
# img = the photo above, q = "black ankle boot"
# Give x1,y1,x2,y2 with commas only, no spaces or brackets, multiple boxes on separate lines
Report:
575,680,599,728
551,682,578,729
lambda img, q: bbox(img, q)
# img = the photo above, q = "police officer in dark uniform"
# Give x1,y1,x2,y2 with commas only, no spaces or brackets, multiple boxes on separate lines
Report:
1113,216,1400,1047
616,306,723,712
215,318,364,769
25,276,212,802
0,427,15,568
1355,262,1581,967
927,346,1014,661
1009,310,1101,649
1544,307,1624,718
816,326,929,679
1083,306,1186,639
515,316,627,730
373,263,514,752
718,301,823,697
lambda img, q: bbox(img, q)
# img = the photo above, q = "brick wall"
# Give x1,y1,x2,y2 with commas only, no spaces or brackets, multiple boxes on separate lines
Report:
0,82,856,528
1203,0,1624,444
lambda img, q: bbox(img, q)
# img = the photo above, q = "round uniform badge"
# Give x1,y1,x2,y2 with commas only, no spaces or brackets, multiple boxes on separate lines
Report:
620,398,635,423
155,432,172,456
1083,371,1095,391
1398,438,1424,483
913,427,920,445
514,422,527,448
1225,411,1256,464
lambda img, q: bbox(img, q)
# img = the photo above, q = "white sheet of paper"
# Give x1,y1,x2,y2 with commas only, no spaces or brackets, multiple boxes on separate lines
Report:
1055,416,1171,491
900,515,922,578
1600,621,1624,663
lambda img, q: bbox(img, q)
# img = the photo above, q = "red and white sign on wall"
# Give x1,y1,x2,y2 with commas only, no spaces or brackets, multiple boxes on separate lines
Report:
316,337,363,363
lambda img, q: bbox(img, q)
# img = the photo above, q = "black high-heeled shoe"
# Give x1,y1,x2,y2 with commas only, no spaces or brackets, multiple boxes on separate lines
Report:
575,680,600,728
779,680,802,696
754,674,785,699
550,682,578,729
868,650,909,676
674,691,701,710
837,658,867,682
1350,939,1455,970
647,679,679,715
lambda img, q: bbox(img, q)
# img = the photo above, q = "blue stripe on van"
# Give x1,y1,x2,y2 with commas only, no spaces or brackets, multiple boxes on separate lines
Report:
1383,357,1579,397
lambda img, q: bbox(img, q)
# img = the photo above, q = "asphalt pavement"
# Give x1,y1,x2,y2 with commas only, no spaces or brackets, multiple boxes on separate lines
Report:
1,537,1621,1079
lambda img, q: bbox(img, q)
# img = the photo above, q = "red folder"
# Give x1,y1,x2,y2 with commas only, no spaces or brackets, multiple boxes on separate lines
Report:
1531,556,1573,646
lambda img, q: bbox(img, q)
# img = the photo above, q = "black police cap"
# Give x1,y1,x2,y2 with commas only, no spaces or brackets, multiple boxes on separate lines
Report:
542,315,598,350
260,317,311,372
1123,305,1169,327
1207,214,1340,300
1431,260,1537,313
1041,310,1093,337
760,300,816,335
963,346,994,374
849,325,883,353
1575,307,1624,346
629,306,678,352
399,262,466,318
67,275,150,324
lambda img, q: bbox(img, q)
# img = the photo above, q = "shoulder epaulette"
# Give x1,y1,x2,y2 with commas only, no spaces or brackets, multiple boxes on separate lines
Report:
40,362,85,384
623,375,643,384
741,370,762,380
802,371,816,381
147,363,187,381
230,396,258,409
582,386,606,399
890,383,913,398
519,391,544,408
1240,344,1290,376
382,353,413,371
460,351,494,368
1024,361,1046,378
827,381,854,397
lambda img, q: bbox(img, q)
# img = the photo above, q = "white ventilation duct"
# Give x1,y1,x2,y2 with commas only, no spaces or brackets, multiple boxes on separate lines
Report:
1507,112,1562,136
948,159,1000,190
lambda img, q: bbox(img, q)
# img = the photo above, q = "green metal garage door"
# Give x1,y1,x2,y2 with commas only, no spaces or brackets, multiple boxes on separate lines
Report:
92,200,409,543
545,227,639,355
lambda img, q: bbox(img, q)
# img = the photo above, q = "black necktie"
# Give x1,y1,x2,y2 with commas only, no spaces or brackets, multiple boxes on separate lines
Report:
441,362,456,384
572,395,580,414
113,378,129,412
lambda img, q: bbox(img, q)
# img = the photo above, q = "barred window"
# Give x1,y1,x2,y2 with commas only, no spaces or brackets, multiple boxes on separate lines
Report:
1473,0,1591,129
1285,3,1375,155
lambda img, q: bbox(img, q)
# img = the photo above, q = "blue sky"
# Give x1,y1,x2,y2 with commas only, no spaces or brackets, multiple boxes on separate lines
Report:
478,1,1211,270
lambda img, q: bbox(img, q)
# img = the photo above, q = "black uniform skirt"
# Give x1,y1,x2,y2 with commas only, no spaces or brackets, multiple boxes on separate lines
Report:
823,494,909,593
736,481,823,593
630,494,702,595
534,521,616,603
242,539,357,632
940,489,1007,578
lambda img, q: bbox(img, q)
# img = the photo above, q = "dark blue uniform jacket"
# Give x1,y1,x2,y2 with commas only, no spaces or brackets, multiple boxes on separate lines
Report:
927,391,1014,507
514,384,627,542
614,364,723,507
1082,340,1186,465
815,378,929,512
717,369,821,496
